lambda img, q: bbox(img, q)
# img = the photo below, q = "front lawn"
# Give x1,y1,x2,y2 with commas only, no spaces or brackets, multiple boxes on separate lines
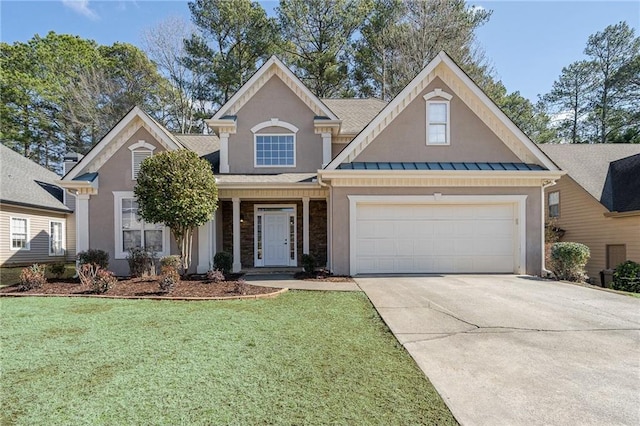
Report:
0,292,455,425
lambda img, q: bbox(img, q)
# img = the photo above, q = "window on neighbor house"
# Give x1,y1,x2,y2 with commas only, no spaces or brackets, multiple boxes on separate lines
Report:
49,220,64,256
548,191,560,218
10,217,29,250
606,245,626,269
255,134,295,166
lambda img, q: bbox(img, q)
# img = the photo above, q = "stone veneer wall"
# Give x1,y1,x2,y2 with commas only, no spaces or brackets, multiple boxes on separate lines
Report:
220,200,327,269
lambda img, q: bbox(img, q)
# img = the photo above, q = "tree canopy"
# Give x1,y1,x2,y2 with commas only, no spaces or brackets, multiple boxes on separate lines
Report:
134,149,218,273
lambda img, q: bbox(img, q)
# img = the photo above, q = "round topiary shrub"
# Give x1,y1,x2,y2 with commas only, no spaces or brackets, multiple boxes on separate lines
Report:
549,242,590,282
612,260,640,293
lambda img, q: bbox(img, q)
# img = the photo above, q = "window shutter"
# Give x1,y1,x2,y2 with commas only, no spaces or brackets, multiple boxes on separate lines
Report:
132,151,152,179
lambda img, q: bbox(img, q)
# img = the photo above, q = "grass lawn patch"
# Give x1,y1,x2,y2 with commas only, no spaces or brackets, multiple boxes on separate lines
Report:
1,291,456,425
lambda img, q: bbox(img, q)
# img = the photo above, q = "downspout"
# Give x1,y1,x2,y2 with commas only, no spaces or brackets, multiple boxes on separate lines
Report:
541,179,557,277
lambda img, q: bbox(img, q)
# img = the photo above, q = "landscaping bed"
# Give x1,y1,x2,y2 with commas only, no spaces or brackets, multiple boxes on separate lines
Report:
0,276,279,298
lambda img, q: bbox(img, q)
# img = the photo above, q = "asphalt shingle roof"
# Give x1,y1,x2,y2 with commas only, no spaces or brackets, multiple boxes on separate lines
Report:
0,144,70,212
174,134,220,173
539,144,640,210
321,98,387,135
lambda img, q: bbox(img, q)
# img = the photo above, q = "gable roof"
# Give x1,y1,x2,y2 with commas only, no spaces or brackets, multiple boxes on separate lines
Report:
0,144,70,212
211,56,339,121
540,143,640,212
63,106,185,180
321,98,387,135
325,51,558,171
174,134,220,173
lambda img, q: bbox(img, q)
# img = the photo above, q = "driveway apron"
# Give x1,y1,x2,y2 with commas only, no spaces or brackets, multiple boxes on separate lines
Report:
356,275,640,426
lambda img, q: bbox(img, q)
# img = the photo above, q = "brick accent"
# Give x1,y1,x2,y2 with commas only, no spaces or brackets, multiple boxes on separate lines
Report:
221,200,328,269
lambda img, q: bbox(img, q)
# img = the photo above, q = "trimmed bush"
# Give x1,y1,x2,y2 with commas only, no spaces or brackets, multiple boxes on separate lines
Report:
77,249,109,269
301,254,317,273
18,264,46,291
160,255,182,270
612,260,640,293
213,252,233,275
78,264,116,294
48,262,67,279
127,248,154,278
206,269,225,283
549,242,590,282
159,266,179,293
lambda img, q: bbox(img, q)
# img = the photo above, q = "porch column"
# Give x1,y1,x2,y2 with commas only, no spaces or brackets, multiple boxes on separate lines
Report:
321,132,332,167
302,197,310,254
76,194,90,253
232,197,242,272
220,132,230,173
196,219,213,274
326,195,332,271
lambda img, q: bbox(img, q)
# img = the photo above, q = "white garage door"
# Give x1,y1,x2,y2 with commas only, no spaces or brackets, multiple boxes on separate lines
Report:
354,203,516,274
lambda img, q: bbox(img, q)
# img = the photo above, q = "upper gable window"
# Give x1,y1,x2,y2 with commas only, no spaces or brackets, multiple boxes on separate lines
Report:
424,89,453,145
128,140,156,179
251,119,298,168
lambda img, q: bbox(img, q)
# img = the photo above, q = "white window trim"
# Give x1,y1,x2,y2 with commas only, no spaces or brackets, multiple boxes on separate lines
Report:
254,204,297,267
251,119,298,168
48,220,65,256
10,216,30,251
347,195,527,276
129,140,156,180
253,133,297,168
112,191,170,259
424,89,452,146
548,191,560,218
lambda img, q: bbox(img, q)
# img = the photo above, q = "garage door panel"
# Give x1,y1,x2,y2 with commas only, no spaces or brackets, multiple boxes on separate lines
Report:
355,203,516,274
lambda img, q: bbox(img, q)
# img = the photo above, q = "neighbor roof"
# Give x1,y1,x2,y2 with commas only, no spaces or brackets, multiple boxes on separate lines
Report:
0,144,70,212
321,98,387,135
540,144,640,211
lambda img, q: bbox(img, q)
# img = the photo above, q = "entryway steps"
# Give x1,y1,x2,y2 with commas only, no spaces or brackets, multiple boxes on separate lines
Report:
243,267,303,276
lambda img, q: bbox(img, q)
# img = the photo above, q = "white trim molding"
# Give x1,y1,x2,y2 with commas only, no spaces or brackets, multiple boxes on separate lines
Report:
128,140,157,152
251,119,299,134
347,194,528,276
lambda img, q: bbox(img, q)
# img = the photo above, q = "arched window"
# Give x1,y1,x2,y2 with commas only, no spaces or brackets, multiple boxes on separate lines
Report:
251,119,298,167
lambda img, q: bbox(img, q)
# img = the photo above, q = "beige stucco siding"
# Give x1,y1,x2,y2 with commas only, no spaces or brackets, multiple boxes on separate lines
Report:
86,126,197,276
329,185,542,276
0,204,70,266
230,76,324,173
354,77,521,164
545,176,640,280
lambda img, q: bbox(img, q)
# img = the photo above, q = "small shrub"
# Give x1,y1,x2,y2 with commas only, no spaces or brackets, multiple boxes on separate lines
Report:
206,269,225,283
612,260,640,293
77,249,109,269
78,264,116,294
159,266,179,293
48,262,67,279
159,255,182,270
18,264,46,291
213,252,233,275
301,253,317,273
549,242,590,282
234,278,247,295
127,248,154,278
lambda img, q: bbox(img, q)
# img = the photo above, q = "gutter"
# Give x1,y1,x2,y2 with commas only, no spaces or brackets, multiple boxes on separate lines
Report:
0,199,72,214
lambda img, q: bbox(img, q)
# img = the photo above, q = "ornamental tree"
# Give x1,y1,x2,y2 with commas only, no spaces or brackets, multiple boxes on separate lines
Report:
134,149,217,274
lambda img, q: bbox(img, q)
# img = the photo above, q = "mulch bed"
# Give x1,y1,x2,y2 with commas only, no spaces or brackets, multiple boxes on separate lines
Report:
293,271,354,282
0,276,280,299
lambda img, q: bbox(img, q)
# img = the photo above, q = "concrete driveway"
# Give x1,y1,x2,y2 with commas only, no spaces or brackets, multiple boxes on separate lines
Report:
356,275,640,426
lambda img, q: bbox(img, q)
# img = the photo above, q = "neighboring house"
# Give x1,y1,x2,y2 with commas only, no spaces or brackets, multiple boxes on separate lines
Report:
540,144,640,280
59,52,562,277
0,144,75,267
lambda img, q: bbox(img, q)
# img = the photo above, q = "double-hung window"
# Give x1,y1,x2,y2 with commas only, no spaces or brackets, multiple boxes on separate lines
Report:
424,89,453,145
548,191,560,218
49,220,65,256
114,192,167,258
10,217,29,250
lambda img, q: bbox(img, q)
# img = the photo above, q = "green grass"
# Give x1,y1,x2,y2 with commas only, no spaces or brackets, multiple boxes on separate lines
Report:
0,264,75,286
0,292,455,425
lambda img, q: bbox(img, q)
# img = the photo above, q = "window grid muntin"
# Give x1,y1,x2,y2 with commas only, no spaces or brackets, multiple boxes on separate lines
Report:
121,197,164,253
428,102,448,145
255,134,295,166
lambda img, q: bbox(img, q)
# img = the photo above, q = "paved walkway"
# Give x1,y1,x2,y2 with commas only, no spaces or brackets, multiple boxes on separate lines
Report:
244,274,359,291
356,275,640,426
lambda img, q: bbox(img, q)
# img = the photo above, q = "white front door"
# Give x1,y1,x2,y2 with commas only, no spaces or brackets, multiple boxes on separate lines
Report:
263,213,290,266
